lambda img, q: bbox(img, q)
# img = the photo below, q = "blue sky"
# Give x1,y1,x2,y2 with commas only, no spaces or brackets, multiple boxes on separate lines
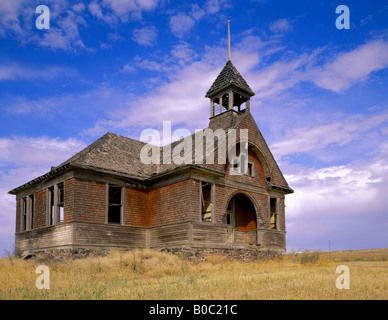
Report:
1,0,388,255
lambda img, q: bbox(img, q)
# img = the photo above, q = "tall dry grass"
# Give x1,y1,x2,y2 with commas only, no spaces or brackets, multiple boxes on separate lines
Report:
0,248,387,300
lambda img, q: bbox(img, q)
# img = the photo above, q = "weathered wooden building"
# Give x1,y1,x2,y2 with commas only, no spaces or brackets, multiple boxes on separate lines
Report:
9,31,293,255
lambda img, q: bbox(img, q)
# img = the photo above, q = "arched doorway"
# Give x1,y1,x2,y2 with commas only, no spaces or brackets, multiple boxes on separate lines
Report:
226,193,257,243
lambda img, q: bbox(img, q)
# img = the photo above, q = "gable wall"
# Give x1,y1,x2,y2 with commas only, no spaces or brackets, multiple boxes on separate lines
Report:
224,148,266,188
239,113,289,189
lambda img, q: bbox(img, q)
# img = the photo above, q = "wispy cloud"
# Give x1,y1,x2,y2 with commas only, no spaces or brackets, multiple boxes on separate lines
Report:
269,18,294,33
101,0,160,21
169,13,196,38
132,25,158,46
0,136,86,167
271,112,388,160
0,62,80,82
311,39,388,92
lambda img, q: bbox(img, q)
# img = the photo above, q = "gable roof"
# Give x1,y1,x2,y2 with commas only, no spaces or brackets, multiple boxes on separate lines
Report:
206,60,255,97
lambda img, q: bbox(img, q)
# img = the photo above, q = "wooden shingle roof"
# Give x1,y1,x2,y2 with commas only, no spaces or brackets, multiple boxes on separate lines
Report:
206,60,255,97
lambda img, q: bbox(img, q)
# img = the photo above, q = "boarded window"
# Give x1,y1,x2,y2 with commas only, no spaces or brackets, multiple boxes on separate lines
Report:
108,184,122,224
270,197,277,229
201,182,212,222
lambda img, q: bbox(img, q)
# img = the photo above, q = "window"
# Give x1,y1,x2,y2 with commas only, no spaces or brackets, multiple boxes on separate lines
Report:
270,197,277,229
231,155,254,176
28,195,34,229
21,197,27,231
201,182,212,222
247,162,254,176
21,195,34,231
47,183,64,226
58,183,64,223
108,184,122,224
48,186,55,226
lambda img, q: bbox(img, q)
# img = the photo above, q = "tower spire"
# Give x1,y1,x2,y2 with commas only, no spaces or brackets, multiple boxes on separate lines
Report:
227,20,231,61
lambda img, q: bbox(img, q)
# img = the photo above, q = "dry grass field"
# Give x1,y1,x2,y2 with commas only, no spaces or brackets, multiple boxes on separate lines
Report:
0,248,387,300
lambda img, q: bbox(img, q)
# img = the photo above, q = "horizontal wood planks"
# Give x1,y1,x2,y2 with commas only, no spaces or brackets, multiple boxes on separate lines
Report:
16,223,73,251
75,222,146,248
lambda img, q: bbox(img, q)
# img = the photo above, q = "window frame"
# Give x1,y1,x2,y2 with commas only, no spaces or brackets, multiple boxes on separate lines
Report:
270,197,278,230
57,182,64,223
47,182,65,226
21,197,27,231
20,194,34,231
231,155,255,177
107,184,124,225
200,181,214,222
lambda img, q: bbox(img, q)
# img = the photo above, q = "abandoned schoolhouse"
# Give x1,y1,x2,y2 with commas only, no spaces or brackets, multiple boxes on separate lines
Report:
9,23,293,256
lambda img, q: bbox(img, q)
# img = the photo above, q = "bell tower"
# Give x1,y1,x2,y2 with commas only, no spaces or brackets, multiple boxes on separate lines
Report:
206,21,255,118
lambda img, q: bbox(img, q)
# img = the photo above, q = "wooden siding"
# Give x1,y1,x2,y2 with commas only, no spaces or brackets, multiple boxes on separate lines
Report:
235,230,257,244
74,222,147,248
257,229,286,250
15,223,73,252
191,221,227,245
15,221,285,253
149,222,190,248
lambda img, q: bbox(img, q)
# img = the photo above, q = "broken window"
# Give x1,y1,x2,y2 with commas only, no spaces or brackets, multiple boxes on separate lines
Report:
28,195,34,229
270,197,277,229
58,183,64,223
21,195,34,231
47,183,64,226
108,184,122,224
21,197,27,231
226,200,232,225
48,186,55,226
231,155,254,176
247,162,254,176
201,182,212,222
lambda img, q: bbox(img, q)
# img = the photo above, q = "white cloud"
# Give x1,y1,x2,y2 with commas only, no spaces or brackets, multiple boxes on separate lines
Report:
271,113,388,159
132,25,158,47
0,63,80,82
101,0,160,21
269,18,294,33
0,0,28,37
205,0,228,14
312,40,388,92
169,13,196,38
285,164,382,219
72,3,85,12
89,1,104,18
0,136,87,167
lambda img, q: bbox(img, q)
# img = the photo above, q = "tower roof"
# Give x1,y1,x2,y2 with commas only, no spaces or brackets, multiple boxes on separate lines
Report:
205,60,255,98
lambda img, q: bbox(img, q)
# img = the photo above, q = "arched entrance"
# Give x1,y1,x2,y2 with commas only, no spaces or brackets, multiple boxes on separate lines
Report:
226,193,257,244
